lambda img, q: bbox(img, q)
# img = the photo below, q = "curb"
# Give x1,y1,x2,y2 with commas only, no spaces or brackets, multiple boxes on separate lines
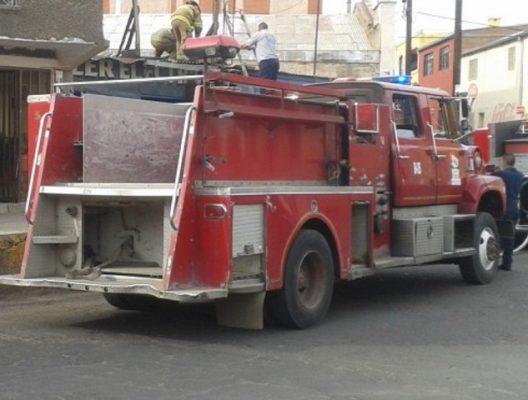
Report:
0,203,24,215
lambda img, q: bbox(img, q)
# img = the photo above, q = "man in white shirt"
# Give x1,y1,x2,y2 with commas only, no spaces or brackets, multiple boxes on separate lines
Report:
241,22,280,80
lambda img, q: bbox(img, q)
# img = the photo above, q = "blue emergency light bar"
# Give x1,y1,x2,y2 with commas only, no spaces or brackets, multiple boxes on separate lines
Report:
372,75,412,85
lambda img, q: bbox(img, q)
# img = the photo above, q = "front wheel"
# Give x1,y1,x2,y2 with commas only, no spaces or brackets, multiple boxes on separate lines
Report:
266,229,335,329
459,212,500,284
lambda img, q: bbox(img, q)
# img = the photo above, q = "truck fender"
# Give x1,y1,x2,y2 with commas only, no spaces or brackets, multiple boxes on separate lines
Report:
272,213,342,291
459,174,505,217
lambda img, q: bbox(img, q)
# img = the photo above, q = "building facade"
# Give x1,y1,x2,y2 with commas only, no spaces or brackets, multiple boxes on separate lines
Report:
417,25,528,95
0,0,107,202
104,0,323,16
460,30,528,128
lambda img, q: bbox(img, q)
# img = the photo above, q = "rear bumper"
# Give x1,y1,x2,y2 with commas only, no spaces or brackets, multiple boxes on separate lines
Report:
0,274,228,303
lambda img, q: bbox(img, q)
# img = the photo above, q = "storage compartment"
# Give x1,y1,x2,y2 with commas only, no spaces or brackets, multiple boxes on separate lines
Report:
83,94,189,183
352,202,370,265
392,217,444,257
232,204,265,280
82,200,171,278
443,215,474,252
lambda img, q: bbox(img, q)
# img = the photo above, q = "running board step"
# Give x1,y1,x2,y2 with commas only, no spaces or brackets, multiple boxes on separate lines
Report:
102,261,163,278
33,235,78,244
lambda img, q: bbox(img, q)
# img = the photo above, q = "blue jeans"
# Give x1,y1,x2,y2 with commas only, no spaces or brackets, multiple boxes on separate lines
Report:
502,219,517,269
259,58,280,80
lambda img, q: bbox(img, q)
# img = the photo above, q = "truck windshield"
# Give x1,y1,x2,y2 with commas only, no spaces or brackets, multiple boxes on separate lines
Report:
428,97,461,139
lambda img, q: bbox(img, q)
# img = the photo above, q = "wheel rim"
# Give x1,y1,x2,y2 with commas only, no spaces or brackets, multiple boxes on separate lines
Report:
479,227,498,271
296,251,325,310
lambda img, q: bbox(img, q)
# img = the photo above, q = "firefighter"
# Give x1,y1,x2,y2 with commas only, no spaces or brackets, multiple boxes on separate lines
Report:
493,153,524,271
170,0,203,62
150,28,176,58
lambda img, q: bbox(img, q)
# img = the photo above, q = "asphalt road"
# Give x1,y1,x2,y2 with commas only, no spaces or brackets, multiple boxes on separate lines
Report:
1,256,528,400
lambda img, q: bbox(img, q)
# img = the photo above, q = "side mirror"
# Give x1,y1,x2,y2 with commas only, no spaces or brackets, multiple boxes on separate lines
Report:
460,98,469,118
460,119,469,131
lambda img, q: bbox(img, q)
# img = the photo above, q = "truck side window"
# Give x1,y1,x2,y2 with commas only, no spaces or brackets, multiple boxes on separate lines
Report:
393,95,421,138
428,97,450,137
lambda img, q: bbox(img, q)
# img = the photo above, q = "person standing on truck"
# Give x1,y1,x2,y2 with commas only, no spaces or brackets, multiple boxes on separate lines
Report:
241,22,280,80
170,0,203,62
493,154,524,271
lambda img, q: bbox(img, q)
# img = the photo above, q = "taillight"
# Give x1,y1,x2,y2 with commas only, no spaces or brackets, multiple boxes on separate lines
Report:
204,204,228,220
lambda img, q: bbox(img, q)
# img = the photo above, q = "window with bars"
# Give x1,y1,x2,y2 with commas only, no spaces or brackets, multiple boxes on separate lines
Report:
423,53,433,76
469,58,478,80
508,46,516,71
0,0,20,8
439,46,449,70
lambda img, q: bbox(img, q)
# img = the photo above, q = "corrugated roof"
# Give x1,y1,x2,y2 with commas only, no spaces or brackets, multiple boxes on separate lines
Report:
418,23,528,53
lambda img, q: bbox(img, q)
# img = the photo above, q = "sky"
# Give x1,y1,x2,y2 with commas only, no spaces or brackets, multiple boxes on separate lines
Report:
323,0,527,42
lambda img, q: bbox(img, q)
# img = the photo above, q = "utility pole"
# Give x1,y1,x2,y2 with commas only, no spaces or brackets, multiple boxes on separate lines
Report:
313,0,321,75
404,0,413,75
453,0,463,94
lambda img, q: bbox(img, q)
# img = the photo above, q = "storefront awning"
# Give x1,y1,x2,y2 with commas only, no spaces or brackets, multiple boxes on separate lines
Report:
0,37,108,70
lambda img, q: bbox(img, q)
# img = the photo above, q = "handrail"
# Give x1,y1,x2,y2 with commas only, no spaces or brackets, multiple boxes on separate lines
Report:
170,105,196,230
25,112,52,224
205,72,344,100
427,122,446,160
391,120,409,160
54,75,204,88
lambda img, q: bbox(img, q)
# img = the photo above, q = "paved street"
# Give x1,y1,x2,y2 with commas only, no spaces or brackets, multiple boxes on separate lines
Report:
1,256,528,400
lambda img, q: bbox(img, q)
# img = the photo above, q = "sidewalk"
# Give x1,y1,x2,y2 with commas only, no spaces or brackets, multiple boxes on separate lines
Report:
0,204,28,274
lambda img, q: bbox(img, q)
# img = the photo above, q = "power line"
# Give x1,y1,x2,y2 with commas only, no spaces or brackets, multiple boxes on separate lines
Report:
415,11,528,32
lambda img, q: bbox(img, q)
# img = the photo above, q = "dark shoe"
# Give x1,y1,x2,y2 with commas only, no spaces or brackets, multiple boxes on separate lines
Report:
499,265,512,271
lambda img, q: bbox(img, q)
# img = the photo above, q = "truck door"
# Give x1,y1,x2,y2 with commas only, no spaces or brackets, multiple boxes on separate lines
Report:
392,93,436,206
427,97,465,204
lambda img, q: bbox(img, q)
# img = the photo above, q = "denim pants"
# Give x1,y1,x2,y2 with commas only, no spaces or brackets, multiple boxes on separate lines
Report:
259,58,280,80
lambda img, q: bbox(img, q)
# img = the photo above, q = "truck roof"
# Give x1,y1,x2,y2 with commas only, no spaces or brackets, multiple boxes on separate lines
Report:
312,80,450,103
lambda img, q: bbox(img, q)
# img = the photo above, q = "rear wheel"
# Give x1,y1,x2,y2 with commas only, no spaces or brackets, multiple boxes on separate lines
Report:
103,293,158,311
459,212,499,284
266,230,335,329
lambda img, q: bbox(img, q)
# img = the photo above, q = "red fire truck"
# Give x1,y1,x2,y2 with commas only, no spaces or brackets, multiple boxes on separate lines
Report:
473,119,528,251
0,37,507,329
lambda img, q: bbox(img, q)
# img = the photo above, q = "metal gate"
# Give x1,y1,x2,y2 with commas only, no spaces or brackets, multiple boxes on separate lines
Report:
0,70,50,202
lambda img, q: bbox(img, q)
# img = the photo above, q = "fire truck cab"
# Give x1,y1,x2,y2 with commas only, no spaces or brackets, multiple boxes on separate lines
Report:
0,65,506,329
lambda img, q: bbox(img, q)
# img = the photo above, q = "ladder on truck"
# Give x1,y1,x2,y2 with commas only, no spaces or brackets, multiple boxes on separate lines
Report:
207,0,255,76
117,0,141,58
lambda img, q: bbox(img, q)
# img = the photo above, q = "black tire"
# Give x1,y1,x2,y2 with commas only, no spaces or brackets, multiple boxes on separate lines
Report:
459,212,499,285
266,229,335,329
102,293,158,311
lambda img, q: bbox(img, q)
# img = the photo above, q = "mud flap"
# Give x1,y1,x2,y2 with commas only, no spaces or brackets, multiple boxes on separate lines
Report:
216,292,265,330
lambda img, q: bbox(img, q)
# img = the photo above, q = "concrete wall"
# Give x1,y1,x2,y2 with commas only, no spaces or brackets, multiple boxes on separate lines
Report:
105,0,320,15
104,13,380,78
0,0,105,46
374,0,396,75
